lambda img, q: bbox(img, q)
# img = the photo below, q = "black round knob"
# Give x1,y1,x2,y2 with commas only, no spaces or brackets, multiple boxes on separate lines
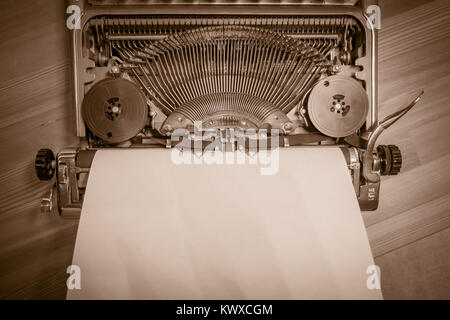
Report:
389,145,402,175
377,145,402,176
35,149,55,181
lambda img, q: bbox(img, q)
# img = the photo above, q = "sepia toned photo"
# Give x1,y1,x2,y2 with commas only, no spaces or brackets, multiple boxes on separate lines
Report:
0,0,448,306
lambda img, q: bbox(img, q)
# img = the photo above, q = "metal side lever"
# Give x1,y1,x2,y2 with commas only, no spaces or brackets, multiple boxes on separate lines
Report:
363,90,424,183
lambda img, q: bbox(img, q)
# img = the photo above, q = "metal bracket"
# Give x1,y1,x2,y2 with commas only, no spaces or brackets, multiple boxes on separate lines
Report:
56,149,83,218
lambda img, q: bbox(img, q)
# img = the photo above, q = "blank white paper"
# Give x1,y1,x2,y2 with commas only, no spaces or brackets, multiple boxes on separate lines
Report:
67,147,382,299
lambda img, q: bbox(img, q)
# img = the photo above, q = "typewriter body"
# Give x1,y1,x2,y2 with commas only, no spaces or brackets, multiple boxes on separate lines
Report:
35,0,422,217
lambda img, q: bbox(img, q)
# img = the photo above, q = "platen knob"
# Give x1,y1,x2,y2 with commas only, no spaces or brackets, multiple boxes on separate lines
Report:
377,145,402,176
389,145,402,175
35,149,56,181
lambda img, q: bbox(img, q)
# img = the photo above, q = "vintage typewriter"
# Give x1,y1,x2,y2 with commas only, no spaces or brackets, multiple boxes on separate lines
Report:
35,0,423,217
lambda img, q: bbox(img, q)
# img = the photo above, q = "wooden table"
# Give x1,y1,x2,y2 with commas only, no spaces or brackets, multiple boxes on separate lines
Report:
0,0,449,299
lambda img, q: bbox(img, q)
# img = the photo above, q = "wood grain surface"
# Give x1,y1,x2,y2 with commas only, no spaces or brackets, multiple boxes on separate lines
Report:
0,0,449,299
367,0,450,299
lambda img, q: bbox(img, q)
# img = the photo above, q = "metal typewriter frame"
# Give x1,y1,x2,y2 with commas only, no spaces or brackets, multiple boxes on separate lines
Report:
69,2,379,137
35,1,423,217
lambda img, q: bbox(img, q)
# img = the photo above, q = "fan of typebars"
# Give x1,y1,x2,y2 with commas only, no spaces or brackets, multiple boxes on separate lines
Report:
117,26,331,134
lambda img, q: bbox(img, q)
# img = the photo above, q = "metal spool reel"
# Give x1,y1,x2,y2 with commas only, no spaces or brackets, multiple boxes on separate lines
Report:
82,78,148,144
307,75,369,138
